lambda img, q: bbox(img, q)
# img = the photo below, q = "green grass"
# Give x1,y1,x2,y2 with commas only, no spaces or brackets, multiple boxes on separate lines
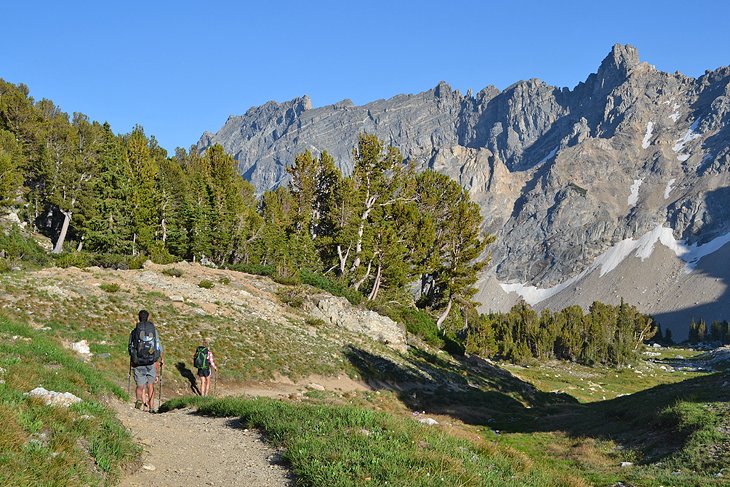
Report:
0,315,139,486
1,263,727,486
161,395,586,486
496,369,730,486
502,349,706,403
99,283,120,293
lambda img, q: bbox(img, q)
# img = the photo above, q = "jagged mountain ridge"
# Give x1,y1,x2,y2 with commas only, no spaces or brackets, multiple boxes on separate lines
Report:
199,45,730,335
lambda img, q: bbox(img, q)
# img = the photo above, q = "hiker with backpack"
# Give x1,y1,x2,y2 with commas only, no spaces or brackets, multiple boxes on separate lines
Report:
128,309,164,411
193,340,217,396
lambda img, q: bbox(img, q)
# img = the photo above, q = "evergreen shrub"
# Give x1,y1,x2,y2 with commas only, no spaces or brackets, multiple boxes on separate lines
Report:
299,269,362,305
198,279,215,289
0,225,49,266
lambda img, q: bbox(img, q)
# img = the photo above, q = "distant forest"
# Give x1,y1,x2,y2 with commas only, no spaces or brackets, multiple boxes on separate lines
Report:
0,79,658,366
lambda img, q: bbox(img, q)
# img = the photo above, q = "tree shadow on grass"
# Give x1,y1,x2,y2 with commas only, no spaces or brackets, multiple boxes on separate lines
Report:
345,344,730,464
176,361,201,395
519,371,730,463
343,345,577,428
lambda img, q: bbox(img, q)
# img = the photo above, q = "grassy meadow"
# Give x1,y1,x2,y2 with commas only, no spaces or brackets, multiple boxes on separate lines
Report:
1,263,728,486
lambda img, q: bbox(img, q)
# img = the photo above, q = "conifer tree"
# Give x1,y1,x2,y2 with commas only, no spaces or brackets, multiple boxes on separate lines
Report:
126,126,159,255
78,122,133,253
0,130,23,208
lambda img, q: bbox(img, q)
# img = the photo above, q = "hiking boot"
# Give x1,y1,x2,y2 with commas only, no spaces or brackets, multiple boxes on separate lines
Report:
134,400,142,409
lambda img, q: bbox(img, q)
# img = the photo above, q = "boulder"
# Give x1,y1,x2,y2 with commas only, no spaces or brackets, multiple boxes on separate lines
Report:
311,296,407,353
26,387,82,407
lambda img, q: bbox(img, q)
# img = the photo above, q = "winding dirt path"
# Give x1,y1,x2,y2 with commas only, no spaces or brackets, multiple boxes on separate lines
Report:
114,401,294,487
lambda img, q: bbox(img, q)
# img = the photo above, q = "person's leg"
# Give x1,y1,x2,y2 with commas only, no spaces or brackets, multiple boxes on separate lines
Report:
133,366,145,408
203,376,210,396
145,364,157,410
146,382,155,410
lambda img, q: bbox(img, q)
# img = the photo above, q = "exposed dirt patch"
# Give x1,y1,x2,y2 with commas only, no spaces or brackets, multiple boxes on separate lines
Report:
114,400,294,487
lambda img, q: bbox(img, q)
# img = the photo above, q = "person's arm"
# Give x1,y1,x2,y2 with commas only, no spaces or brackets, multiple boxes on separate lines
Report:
156,331,165,366
208,350,217,371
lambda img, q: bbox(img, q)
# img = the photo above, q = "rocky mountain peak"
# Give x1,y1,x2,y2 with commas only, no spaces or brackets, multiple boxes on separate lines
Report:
600,43,641,77
198,46,730,336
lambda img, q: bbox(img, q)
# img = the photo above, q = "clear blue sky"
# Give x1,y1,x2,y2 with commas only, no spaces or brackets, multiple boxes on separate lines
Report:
2,0,728,154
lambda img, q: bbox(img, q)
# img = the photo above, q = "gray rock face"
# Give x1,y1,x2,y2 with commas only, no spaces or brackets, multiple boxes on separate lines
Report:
199,44,730,291
310,296,407,353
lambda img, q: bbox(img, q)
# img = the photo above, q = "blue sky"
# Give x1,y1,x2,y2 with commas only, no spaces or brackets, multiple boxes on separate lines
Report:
2,1,728,153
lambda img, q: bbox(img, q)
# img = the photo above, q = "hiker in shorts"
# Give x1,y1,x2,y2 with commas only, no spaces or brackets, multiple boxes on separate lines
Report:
193,340,217,396
128,309,164,411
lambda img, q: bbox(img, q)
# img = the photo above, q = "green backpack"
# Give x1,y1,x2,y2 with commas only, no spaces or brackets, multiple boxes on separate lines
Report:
194,346,209,370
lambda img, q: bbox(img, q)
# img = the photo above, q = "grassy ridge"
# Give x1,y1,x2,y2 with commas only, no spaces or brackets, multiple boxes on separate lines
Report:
0,315,139,486
161,395,586,487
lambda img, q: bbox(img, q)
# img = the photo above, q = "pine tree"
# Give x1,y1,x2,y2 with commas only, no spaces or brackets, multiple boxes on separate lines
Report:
0,130,23,208
79,122,133,253
126,126,159,255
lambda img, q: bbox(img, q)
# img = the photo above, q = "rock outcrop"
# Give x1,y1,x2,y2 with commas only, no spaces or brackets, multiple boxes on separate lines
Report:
309,296,407,353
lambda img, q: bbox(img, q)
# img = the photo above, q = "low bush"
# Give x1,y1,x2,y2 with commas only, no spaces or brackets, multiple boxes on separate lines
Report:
227,263,275,276
273,273,301,286
128,254,147,270
278,288,304,308
198,279,215,289
300,269,362,305
219,276,231,285
162,267,184,277
99,283,120,293
92,253,131,269
148,243,179,265
369,301,443,348
53,252,139,270
0,225,49,267
305,317,326,328
53,251,93,268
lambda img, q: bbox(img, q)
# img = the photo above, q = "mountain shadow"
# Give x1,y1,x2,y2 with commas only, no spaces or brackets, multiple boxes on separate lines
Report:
654,186,730,339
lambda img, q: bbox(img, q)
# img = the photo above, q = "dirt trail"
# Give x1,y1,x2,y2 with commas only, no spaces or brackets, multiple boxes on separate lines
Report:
114,400,294,487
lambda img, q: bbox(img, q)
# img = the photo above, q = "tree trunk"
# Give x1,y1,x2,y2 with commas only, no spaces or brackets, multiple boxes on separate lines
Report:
161,218,168,243
435,297,453,331
337,244,350,276
353,260,372,291
350,196,376,272
76,236,84,252
367,263,382,301
52,210,72,254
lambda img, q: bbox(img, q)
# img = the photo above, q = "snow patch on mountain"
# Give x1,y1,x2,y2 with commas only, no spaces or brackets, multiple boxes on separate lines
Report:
664,178,676,199
500,226,730,304
628,179,643,207
641,122,653,149
669,103,681,122
672,119,701,160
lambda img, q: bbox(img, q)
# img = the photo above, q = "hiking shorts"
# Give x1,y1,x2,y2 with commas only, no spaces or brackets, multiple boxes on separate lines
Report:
197,367,211,378
133,364,157,385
